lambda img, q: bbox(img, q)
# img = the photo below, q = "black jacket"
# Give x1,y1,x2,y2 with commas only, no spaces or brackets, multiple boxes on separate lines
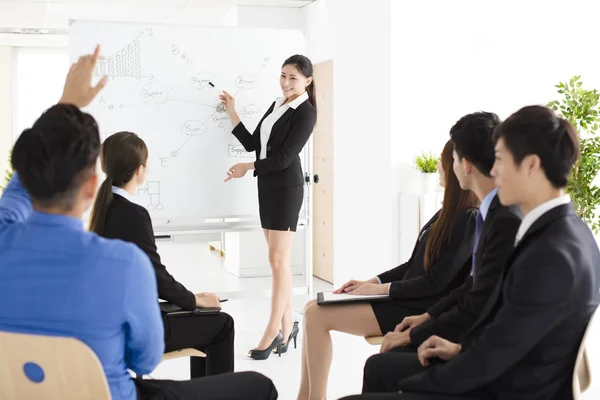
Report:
232,99,316,187
410,195,522,345
378,208,477,303
103,194,196,311
399,203,600,400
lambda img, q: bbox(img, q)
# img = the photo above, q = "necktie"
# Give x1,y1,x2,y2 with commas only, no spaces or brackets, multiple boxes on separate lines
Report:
472,210,484,282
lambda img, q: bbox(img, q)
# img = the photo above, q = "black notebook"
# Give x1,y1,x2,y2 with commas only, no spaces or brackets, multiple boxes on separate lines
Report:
159,302,221,316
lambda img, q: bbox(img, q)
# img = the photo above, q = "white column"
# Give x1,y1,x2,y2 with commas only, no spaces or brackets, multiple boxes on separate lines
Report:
330,0,393,286
0,46,12,186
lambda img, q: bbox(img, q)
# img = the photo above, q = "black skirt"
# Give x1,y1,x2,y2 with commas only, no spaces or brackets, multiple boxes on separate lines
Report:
371,300,428,334
257,179,304,232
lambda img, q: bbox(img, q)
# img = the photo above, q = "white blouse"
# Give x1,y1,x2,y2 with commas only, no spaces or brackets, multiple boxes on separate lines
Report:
259,92,309,160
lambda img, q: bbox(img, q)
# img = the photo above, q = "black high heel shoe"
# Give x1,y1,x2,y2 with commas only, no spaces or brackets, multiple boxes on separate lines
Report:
248,331,284,360
279,321,299,354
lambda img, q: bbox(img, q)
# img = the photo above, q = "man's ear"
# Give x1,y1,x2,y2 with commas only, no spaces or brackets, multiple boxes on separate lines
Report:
523,154,541,176
462,157,473,175
83,173,98,201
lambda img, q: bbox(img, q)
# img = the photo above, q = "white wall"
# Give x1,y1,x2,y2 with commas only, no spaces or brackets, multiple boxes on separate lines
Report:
238,6,304,30
304,0,393,286
392,0,600,181
0,47,11,181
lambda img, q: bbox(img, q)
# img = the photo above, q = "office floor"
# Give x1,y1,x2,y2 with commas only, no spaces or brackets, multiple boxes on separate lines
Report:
152,238,600,400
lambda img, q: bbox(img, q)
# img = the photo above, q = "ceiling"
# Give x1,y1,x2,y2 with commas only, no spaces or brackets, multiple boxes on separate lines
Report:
0,0,315,30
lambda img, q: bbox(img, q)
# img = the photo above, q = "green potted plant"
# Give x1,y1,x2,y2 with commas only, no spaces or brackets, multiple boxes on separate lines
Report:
0,150,13,193
414,151,440,194
548,75,600,233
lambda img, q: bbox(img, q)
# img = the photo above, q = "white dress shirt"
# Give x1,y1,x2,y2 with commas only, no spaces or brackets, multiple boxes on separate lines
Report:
514,194,571,245
259,92,309,160
112,186,133,202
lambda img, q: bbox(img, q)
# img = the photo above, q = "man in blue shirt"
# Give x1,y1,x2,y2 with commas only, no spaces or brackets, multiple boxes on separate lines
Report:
0,46,277,400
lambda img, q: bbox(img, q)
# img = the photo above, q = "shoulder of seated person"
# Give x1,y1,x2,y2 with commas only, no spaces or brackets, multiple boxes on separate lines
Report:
90,234,151,268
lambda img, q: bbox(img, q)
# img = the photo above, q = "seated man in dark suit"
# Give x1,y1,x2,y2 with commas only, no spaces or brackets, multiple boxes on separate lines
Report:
341,105,600,400
362,112,522,392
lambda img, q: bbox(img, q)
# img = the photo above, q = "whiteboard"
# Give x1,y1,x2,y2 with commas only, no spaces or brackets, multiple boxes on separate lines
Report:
69,20,307,228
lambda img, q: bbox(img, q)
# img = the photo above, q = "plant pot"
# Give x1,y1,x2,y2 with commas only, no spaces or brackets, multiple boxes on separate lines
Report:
421,173,439,194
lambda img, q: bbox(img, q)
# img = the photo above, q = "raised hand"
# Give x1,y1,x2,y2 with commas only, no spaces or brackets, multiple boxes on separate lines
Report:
59,45,108,108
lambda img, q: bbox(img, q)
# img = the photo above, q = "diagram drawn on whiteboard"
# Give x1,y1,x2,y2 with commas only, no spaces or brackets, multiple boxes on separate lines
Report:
94,35,270,164
94,38,142,78
134,180,164,211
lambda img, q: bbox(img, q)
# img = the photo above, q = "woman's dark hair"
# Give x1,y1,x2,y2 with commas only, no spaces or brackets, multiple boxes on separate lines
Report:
89,131,148,235
492,105,580,188
11,104,100,210
283,55,317,113
423,140,480,270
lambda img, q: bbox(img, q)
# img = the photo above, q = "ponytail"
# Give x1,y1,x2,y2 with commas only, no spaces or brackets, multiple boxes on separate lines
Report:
307,80,317,114
89,178,114,235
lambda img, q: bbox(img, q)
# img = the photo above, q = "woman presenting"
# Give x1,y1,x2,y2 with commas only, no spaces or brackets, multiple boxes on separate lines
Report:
219,55,317,360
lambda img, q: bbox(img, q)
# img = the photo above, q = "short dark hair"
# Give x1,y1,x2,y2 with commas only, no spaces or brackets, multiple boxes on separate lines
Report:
449,111,502,177
11,104,101,209
493,105,579,188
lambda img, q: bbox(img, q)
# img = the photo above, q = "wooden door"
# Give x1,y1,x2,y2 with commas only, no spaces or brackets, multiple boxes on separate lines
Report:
312,60,334,283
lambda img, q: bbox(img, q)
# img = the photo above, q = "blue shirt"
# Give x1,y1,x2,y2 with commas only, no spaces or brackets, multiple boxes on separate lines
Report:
480,188,499,221
0,175,164,400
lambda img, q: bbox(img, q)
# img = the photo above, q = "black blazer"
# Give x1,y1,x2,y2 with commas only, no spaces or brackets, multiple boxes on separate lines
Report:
232,99,316,187
377,208,477,303
410,195,522,346
399,203,600,400
103,194,196,311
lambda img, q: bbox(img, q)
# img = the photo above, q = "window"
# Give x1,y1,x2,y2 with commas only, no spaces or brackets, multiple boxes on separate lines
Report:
12,47,70,140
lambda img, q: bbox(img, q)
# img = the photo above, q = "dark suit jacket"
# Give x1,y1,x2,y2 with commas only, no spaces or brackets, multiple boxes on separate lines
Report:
103,194,196,311
399,203,600,400
410,195,522,345
378,208,477,302
232,99,316,187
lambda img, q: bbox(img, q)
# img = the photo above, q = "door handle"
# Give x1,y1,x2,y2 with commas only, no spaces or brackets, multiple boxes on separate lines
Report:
313,174,320,184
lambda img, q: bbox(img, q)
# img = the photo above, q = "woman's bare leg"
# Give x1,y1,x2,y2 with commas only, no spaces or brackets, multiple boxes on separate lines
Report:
253,229,295,351
297,300,382,400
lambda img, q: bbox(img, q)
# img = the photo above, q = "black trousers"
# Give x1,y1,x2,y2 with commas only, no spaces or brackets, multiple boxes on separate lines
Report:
135,371,277,400
362,349,426,393
162,311,234,378
340,393,484,400
357,350,487,400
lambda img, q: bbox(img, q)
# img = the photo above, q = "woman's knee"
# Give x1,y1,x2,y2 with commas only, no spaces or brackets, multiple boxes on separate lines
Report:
268,250,288,270
220,312,235,333
304,300,327,329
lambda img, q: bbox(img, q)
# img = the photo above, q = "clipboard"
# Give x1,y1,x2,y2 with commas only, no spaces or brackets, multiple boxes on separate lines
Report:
316,291,390,305
159,302,221,316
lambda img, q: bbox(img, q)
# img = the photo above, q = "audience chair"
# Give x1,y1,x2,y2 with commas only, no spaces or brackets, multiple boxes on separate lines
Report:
0,330,111,400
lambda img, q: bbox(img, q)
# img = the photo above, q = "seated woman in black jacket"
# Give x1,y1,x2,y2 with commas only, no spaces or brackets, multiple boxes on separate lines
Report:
296,140,480,400
89,131,234,378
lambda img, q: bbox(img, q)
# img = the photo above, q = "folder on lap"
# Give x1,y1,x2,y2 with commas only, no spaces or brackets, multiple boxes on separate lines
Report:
159,302,221,316
316,291,390,305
